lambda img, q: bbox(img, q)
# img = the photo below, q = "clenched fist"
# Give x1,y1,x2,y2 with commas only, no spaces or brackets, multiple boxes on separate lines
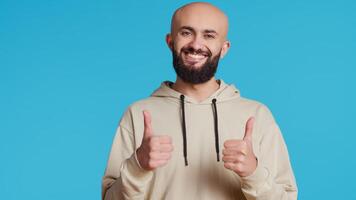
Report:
136,110,174,171
223,117,257,177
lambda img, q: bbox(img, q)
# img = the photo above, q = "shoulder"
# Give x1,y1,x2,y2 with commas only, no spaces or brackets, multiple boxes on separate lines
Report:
233,96,277,126
119,96,163,127
227,96,271,115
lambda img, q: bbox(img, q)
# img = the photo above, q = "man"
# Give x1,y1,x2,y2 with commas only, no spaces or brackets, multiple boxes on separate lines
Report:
102,2,297,200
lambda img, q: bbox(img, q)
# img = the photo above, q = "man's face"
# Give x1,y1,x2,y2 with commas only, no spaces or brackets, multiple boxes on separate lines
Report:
167,3,230,84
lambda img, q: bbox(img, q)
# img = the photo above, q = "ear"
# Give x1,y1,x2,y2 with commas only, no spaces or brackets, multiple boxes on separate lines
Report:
166,33,173,51
219,40,231,59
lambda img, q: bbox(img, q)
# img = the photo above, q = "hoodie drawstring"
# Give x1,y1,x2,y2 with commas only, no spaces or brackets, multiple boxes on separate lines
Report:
212,98,220,162
180,95,188,166
179,95,220,166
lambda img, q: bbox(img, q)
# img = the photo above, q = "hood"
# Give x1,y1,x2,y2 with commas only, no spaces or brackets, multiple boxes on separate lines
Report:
150,79,241,166
151,79,240,104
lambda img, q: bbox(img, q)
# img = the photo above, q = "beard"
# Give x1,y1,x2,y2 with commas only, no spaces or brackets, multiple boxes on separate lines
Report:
172,45,221,84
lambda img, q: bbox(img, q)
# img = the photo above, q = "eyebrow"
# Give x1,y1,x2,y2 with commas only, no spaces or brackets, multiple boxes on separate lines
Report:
203,29,218,35
180,26,195,32
179,26,218,35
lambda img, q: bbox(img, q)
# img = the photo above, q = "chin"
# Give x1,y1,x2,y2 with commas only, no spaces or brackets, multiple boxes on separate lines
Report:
183,61,207,69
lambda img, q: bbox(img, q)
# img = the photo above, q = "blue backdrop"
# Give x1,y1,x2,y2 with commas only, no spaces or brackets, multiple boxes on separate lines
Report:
1,0,355,199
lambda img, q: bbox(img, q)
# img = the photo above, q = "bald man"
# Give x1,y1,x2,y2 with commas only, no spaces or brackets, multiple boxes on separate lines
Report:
102,2,298,200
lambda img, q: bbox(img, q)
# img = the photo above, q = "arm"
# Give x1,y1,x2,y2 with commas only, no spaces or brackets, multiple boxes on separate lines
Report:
102,109,173,200
102,125,153,200
240,105,298,200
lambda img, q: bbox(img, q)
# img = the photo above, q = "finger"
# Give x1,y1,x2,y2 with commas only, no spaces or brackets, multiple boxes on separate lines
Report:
149,159,168,169
222,155,237,162
158,153,172,160
224,162,235,171
223,149,237,156
143,110,153,139
224,139,244,148
159,144,174,152
149,140,173,152
149,152,172,160
223,149,247,156
148,137,161,152
224,162,245,174
157,135,172,144
243,117,255,142
224,147,248,156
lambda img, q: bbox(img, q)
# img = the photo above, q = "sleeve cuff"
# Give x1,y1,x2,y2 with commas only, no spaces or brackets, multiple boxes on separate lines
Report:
121,152,153,181
240,163,270,191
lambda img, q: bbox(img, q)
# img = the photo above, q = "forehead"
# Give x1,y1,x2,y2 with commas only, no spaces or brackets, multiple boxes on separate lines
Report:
172,5,228,35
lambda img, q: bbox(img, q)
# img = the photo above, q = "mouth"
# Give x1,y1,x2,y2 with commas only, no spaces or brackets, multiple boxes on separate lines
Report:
182,51,209,67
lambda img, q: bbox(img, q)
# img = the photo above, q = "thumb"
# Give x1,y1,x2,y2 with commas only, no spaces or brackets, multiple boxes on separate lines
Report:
243,117,255,142
143,110,153,139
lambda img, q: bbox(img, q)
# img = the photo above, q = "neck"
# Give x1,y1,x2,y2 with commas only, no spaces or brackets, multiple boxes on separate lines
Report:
171,77,220,102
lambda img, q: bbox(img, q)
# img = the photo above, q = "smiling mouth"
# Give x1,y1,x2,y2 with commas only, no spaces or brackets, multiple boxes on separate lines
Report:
182,51,209,66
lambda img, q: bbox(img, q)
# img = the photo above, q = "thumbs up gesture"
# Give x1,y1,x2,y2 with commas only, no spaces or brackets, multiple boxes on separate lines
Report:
222,117,257,177
136,110,174,171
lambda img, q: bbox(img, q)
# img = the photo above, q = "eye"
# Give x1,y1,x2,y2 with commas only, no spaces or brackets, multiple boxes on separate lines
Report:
180,30,192,37
204,34,216,39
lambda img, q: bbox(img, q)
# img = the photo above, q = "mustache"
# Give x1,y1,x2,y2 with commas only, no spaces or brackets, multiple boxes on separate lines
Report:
181,46,212,57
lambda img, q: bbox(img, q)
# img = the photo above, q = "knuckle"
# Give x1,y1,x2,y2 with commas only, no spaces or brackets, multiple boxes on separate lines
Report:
224,141,232,147
224,162,233,170
148,139,154,146
235,163,244,172
222,149,226,154
149,142,158,149
222,156,229,162
150,137,158,143
150,145,158,152
223,149,230,155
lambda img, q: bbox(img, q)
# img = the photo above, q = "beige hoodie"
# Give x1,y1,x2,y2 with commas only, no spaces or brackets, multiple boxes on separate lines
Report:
102,80,298,200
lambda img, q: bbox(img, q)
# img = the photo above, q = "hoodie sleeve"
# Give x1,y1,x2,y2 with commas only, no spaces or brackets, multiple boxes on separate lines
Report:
102,109,153,200
240,105,298,200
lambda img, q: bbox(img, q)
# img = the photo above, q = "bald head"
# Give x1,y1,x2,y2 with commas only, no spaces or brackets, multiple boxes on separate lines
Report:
171,2,229,40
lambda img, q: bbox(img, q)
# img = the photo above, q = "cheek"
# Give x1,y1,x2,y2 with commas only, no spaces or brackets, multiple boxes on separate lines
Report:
209,47,222,57
206,42,223,55
173,37,192,53
174,43,187,54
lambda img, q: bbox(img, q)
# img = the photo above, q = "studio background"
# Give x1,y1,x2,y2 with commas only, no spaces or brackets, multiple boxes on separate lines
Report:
1,0,355,199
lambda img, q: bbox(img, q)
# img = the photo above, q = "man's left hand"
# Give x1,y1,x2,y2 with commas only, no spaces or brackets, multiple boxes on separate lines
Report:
222,117,257,177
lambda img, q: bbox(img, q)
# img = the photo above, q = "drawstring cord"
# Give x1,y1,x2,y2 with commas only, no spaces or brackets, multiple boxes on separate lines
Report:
180,95,188,166
179,95,220,166
212,98,220,162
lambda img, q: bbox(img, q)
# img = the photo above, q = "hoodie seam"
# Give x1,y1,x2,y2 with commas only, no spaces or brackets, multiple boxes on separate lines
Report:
118,123,134,136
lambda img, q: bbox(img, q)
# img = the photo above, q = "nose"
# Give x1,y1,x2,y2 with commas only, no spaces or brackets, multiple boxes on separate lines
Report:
188,34,205,50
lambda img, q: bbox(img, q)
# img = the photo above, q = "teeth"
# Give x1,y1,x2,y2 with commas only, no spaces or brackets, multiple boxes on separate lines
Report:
187,53,205,59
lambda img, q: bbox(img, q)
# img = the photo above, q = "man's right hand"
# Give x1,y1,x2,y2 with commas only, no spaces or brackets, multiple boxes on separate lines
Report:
136,110,174,171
